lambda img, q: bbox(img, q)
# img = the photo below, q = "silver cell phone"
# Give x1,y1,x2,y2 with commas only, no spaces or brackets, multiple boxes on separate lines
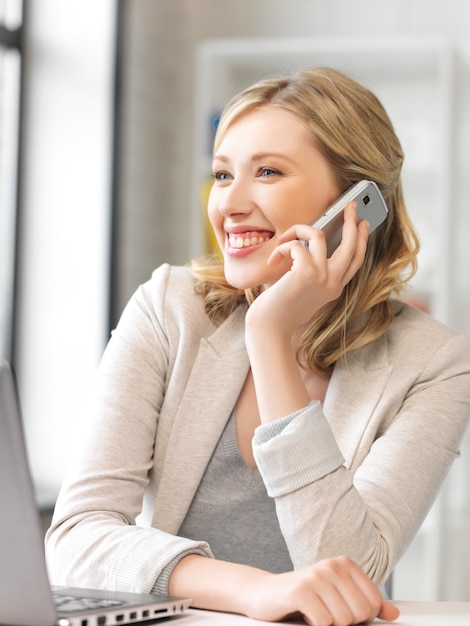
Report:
308,180,388,257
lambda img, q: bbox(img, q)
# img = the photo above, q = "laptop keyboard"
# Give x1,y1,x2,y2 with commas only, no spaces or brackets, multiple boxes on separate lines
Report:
52,592,125,613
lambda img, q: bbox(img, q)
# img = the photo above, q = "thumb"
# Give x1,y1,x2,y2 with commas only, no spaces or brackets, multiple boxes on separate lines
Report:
378,600,400,622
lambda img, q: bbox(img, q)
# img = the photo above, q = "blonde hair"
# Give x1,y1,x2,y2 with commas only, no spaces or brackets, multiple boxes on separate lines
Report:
191,67,419,374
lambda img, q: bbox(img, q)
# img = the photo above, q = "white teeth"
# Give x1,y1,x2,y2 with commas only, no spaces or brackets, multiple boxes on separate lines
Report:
229,234,270,249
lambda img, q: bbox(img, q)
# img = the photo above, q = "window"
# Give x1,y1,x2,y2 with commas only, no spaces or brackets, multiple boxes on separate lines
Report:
0,0,22,359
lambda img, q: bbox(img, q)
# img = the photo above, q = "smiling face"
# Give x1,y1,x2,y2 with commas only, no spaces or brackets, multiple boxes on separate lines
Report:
208,105,340,289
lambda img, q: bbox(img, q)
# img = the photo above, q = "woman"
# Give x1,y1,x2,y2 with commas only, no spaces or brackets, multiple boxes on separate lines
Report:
46,67,470,625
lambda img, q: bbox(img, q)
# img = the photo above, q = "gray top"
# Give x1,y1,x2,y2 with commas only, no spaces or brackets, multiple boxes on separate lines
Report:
178,410,292,573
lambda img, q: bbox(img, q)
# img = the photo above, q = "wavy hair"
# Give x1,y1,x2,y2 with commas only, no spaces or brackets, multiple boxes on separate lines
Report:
191,67,419,374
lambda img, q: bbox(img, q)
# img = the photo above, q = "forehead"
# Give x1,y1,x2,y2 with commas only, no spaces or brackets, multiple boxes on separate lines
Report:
215,105,315,154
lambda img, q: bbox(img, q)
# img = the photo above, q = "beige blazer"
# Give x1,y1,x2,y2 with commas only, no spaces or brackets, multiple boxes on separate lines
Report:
46,264,470,593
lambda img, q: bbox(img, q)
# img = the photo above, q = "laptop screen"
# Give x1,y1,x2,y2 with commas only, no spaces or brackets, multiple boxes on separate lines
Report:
0,360,58,626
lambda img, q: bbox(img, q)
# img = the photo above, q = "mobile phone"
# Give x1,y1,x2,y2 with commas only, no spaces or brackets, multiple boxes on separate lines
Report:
308,180,388,257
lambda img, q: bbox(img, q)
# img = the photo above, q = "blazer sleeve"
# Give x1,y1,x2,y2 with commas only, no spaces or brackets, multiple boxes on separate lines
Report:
253,327,470,587
45,265,212,593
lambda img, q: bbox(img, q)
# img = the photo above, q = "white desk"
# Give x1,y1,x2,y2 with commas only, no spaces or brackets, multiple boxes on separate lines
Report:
173,602,470,625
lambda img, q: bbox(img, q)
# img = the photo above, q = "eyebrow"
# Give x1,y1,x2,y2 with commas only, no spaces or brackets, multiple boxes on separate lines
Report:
212,152,296,164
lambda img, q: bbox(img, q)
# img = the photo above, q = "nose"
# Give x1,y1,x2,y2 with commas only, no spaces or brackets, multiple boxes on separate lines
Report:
213,178,255,218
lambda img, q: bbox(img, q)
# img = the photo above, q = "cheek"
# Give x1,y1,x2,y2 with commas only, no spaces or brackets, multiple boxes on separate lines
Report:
271,195,309,232
207,189,219,227
289,188,334,228
207,193,226,247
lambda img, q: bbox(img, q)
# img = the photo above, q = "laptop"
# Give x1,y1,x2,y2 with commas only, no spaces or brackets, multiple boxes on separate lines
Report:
0,360,192,626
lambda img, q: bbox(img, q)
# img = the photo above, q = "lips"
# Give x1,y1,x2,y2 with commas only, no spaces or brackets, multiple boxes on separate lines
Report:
227,230,273,249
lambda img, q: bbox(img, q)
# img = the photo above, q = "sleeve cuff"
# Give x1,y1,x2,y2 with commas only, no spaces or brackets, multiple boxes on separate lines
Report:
253,400,345,497
151,547,212,596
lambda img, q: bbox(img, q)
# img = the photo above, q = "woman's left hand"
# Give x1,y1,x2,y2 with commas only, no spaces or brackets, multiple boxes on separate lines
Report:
247,201,369,337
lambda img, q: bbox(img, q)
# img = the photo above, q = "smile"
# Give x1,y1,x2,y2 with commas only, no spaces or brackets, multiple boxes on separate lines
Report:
227,231,273,249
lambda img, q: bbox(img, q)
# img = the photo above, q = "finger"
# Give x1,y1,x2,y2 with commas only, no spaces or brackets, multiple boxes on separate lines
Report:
299,583,353,626
326,201,368,279
278,223,329,255
340,204,369,255
328,201,360,259
272,226,333,270
343,560,399,622
331,579,381,625
379,600,400,622
336,219,369,286
351,219,370,266
299,595,336,626
267,237,317,268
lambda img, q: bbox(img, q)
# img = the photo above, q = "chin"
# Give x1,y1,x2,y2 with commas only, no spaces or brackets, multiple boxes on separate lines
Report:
224,276,253,291
222,242,291,287
223,268,257,291
223,267,279,291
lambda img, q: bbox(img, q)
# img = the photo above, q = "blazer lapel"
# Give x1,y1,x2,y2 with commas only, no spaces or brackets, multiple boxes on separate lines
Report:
323,333,393,469
152,307,250,533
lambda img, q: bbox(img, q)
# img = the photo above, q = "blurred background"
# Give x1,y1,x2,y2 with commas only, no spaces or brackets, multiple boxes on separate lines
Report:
1,0,470,602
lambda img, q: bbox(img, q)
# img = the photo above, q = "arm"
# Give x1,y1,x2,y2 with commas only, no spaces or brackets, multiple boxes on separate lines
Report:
169,553,399,624
45,265,212,592
250,330,470,585
244,202,368,422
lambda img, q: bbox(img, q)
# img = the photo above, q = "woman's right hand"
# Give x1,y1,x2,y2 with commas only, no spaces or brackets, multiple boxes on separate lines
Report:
243,556,399,625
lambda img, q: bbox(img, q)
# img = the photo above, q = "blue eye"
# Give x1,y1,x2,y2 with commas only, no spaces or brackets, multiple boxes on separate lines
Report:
259,167,281,177
213,171,231,181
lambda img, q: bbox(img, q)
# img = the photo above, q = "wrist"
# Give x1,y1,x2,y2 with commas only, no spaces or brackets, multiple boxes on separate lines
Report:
169,554,272,616
237,568,276,619
245,311,293,361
